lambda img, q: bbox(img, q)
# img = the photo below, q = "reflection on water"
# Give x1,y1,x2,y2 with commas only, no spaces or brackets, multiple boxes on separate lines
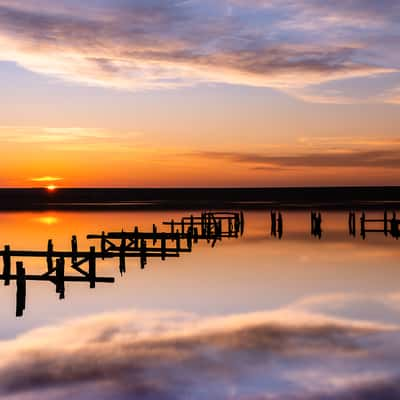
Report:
0,210,400,399
32,215,60,225
1,212,243,317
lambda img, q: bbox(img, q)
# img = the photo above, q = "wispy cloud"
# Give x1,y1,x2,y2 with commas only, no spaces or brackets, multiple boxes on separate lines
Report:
0,126,113,143
0,126,142,153
195,145,400,170
0,0,398,102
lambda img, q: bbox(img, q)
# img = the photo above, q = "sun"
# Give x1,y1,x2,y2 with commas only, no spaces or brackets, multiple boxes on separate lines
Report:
46,185,57,191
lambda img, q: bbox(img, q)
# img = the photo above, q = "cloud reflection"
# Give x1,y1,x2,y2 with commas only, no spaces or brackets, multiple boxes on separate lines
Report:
0,304,399,399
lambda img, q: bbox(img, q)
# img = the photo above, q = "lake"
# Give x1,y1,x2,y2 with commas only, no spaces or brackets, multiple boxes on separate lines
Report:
0,209,399,399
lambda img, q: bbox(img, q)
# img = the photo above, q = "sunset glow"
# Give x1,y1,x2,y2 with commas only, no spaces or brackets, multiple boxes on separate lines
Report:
1,3,400,400
0,1,398,187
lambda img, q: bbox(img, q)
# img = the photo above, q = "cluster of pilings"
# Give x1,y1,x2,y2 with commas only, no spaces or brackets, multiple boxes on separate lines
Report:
360,210,400,240
268,210,400,240
311,211,322,239
0,211,244,317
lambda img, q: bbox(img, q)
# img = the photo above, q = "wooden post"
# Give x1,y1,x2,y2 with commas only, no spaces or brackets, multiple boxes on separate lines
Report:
3,245,11,286
348,211,355,237
271,211,276,237
140,239,147,269
89,246,96,288
71,235,78,264
161,234,166,261
277,212,283,239
234,214,240,233
190,215,194,233
47,239,53,272
240,211,245,236
134,226,139,249
175,231,181,252
152,224,157,245
56,258,65,300
193,227,199,244
186,227,193,251
360,212,366,240
101,231,106,259
16,261,26,317
119,237,126,275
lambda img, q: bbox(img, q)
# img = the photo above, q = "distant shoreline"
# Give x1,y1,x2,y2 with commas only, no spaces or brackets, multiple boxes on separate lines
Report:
0,187,400,210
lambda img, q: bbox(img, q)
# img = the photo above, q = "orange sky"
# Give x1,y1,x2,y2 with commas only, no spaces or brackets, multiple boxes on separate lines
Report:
0,1,400,187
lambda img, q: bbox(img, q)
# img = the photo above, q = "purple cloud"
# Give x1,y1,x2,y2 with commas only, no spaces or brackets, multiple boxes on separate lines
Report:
0,0,397,101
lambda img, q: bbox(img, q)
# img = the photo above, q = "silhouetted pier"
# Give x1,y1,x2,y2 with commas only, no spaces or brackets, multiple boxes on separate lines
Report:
0,211,244,317
360,210,400,240
1,246,115,317
162,211,244,246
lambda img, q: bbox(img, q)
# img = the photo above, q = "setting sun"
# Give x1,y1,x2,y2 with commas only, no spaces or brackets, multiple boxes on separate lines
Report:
46,185,57,191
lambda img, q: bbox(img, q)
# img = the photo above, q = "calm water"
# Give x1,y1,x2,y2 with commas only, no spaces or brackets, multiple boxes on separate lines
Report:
0,210,400,399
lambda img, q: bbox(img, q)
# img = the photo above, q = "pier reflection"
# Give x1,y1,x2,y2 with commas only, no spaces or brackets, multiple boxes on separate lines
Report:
1,209,400,318
0,211,244,317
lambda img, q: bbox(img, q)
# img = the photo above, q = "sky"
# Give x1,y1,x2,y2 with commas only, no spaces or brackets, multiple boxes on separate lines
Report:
0,0,400,187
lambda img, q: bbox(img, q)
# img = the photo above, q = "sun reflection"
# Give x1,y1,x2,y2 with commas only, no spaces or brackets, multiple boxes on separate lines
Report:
33,216,60,225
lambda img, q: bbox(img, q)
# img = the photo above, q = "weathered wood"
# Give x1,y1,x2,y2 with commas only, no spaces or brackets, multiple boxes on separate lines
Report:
71,235,78,263
0,275,114,283
56,258,65,299
16,261,26,317
89,246,96,288
2,245,11,286
119,237,126,275
140,239,147,269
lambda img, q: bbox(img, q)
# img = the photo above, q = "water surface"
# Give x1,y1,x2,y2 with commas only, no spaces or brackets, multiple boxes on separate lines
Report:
0,210,399,399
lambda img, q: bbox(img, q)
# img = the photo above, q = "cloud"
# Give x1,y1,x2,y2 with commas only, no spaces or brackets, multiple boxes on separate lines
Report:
195,147,400,170
0,0,397,101
0,126,142,153
0,126,114,143
0,307,399,400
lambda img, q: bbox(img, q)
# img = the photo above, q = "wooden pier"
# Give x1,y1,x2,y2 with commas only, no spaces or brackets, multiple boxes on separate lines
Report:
1,247,115,317
0,211,244,317
360,210,400,240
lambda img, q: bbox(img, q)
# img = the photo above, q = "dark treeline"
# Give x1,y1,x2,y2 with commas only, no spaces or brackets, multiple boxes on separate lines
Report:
1,187,400,210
